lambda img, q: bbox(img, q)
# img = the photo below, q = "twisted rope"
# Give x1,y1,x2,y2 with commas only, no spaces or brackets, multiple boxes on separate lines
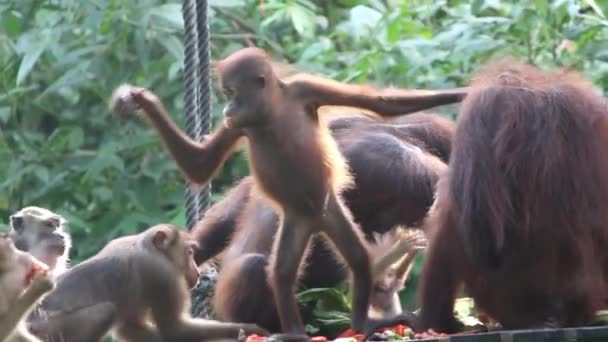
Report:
182,0,211,230
183,2,215,319
195,0,212,215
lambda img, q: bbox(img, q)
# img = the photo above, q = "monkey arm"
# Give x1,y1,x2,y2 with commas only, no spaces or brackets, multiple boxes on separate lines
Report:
150,266,269,341
372,233,425,280
155,313,268,340
0,314,21,341
290,78,468,117
395,251,418,285
116,320,162,342
157,126,244,187
173,319,268,341
0,276,53,341
130,89,246,186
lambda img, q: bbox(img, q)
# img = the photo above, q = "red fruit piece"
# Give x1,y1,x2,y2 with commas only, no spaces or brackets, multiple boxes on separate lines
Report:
24,260,49,287
338,328,357,337
393,324,407,336
246,334,267,342
377,323,408,336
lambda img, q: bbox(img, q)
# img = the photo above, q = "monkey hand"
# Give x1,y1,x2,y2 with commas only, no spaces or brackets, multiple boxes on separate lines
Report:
109,84,144,117
110,84,164,119
29,273,54,295
24,257,50,287
398,230,428,251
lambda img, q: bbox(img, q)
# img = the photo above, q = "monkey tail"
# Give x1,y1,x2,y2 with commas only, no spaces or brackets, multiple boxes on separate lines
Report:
449,59,608,269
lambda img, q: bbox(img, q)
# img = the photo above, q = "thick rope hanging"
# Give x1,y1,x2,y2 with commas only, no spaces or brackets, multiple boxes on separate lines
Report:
182,0,211,230
182,5,216,320
196,0,212,211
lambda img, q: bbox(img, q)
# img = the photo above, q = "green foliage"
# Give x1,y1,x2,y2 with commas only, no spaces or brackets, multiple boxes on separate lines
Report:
0,0,250,260
399,253,425,311
1,0,607,330
298,285,353,336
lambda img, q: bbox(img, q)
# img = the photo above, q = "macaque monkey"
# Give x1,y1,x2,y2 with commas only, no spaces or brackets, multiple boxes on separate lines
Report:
9,207,72,278
0,234,53,342
28,224,267,342
109,46,467,339
369,229,427,320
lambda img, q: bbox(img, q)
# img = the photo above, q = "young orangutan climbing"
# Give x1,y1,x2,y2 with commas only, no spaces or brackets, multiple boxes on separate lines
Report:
110,47,466,339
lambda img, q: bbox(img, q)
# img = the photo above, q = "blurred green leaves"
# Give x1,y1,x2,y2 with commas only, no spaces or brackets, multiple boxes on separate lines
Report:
298,284,353,336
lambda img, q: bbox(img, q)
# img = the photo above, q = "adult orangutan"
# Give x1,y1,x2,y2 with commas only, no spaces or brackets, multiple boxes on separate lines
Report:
416,60,608,333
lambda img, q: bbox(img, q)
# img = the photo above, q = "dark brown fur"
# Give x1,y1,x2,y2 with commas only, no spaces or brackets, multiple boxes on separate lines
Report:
109,46,466,338
28,224,267,342
192,112,451,333
417,60,608,333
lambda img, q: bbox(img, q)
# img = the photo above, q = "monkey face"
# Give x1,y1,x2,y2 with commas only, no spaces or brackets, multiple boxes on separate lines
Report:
371,267,401,310
8,207,71,271
151,225,201,289
185,242,201,288
172,234,201,289
217,49,275,129
220,75,271,129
